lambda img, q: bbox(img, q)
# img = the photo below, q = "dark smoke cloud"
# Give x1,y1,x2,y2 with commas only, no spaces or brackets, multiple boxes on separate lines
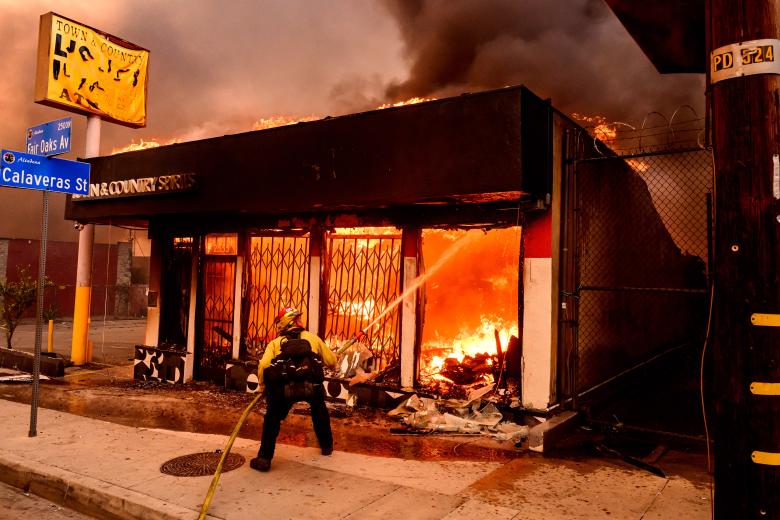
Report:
0,1,705,242
381,0,705,122
0,1,404,241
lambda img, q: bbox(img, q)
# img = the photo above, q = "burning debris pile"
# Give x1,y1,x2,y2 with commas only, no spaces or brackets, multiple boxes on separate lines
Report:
420,328,522,400
388,385,529,443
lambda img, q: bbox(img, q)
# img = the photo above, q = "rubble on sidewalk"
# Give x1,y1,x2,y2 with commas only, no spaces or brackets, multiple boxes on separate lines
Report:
386,384,529,443
0,373,50,384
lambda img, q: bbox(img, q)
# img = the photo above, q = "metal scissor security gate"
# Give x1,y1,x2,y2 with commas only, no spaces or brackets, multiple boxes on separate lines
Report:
199,256,236,379
244,234,310,359
566,147,712,398
323,231,402,370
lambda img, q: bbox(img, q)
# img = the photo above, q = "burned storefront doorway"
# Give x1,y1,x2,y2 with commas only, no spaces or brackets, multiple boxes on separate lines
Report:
159,237,194,350
195,234,238,381
418,226,522,397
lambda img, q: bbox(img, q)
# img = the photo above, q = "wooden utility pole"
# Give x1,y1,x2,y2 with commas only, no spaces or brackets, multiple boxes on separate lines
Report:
709,0,780,517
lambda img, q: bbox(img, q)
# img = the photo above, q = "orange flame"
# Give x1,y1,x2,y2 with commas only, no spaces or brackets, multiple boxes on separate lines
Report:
571,113,620,143
424,316,518,376
111,138,180,154
113,98,437,154
594,123,617,142
253,115,319,130
377,97,435,109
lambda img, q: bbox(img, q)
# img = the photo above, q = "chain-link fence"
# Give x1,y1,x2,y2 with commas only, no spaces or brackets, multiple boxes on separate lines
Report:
565,139,712,399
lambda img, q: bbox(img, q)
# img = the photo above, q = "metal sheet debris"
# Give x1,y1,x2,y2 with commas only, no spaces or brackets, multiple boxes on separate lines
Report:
387,386,528,442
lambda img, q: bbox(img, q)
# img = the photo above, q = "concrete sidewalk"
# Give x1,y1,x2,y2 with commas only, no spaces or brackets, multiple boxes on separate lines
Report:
0,399,711,519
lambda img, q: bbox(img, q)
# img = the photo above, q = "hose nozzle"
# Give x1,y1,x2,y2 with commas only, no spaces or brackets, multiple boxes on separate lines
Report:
336,331,366,356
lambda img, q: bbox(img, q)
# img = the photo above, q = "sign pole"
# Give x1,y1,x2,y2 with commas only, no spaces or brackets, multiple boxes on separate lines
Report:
29,190,48,437
71,115,100,365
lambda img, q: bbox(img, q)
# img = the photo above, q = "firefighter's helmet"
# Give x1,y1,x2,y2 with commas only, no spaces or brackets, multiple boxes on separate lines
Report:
275,306,304,335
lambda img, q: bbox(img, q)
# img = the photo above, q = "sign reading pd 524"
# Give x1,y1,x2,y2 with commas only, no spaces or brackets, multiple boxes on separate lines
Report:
26,117,72,156
1,149,89,195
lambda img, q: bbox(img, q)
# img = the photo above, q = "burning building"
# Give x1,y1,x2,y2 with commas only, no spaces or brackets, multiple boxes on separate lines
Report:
65,85,703,412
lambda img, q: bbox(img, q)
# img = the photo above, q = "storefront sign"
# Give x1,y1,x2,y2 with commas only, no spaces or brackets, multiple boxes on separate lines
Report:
26,117,72,156
34,12,149,127
711,39,780,84
72,172,197,200
1,149,89,195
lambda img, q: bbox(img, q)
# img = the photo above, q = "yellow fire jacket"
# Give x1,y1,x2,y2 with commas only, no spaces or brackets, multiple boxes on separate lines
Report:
256,330,337,394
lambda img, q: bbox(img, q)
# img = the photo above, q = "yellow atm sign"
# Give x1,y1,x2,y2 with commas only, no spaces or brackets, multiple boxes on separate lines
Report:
34,12,149,128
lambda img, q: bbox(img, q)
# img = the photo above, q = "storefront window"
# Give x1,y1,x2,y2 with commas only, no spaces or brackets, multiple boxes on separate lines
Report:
324,226,402,369
205,234,237,255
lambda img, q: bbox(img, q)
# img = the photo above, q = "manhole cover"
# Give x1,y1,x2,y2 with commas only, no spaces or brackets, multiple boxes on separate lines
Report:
160,452,245,477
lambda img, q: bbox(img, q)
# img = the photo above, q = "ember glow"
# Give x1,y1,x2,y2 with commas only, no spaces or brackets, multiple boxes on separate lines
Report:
335,298,378,321
626,158,650,172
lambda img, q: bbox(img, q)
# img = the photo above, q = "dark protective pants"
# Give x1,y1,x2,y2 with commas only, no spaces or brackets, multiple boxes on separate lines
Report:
258,383,333,460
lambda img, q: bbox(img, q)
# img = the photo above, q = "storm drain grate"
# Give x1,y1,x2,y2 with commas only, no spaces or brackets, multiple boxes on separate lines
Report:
160,451,245,477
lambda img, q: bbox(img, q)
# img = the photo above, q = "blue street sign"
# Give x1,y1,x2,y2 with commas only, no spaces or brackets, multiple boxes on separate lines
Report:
26,117,72,157
0,149,89,195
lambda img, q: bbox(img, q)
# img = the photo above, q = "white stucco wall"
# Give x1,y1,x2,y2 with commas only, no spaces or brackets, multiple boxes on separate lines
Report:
521,257,553,409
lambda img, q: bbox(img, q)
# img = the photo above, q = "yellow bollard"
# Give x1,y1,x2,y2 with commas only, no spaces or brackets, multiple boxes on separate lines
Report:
47,320,54,353
70,286,91,365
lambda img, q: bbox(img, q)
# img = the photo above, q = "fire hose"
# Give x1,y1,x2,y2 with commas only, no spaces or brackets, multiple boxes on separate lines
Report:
198,332,365,519
198,391,263,520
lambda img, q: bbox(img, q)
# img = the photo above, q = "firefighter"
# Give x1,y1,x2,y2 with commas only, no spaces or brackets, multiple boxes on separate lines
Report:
250,306,337,472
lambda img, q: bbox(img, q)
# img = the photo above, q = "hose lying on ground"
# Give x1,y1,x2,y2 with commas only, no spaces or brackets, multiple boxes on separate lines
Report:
198,391,264,520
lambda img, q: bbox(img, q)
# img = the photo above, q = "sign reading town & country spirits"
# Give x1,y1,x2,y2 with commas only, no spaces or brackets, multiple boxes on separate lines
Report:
72,172,198,200
34,12,149,128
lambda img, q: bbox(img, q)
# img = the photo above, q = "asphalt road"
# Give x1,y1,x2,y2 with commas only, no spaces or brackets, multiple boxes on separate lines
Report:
0,481,91,519
6,319,145,365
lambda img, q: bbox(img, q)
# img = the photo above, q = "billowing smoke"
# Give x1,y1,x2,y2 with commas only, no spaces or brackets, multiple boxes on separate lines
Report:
381,0,705,122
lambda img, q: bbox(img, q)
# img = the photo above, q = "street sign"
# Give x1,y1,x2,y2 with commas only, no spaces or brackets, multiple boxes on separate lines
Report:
1,149,89,195
26,117,72,156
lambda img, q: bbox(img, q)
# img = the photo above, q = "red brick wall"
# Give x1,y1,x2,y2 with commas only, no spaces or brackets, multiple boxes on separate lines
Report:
5,239,118,318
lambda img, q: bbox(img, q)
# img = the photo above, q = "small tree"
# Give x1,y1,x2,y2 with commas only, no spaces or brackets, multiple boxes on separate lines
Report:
0,267,50,349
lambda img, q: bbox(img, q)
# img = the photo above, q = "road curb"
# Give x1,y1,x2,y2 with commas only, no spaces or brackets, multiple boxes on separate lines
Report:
0,451,215,520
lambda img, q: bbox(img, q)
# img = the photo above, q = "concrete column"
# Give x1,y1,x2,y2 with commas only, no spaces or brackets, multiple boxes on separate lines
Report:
400,229,419,390
231,255,243,360
521,212,553,410
144,235,162,347
185,251,198,382
307,231,322,334
70,115,101,365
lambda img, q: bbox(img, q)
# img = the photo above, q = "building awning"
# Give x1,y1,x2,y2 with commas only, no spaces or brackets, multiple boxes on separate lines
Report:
605,0,705,74
65,86,554,225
